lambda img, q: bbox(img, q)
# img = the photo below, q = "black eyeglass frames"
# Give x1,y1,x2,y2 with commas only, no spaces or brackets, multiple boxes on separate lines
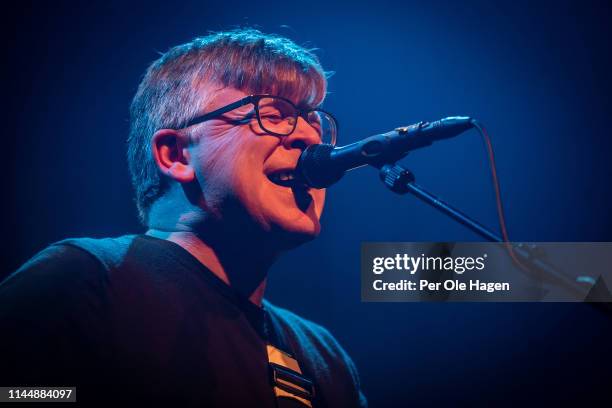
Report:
177,94,338,146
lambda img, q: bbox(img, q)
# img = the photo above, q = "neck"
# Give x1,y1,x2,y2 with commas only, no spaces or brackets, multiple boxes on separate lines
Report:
146,227,276,307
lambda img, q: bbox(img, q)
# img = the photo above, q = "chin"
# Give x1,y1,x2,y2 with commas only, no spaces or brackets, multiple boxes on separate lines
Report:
269,214,321,250
246,183,325,249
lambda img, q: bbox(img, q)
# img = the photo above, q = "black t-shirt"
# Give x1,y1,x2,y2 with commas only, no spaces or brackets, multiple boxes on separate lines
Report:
0,235,366,407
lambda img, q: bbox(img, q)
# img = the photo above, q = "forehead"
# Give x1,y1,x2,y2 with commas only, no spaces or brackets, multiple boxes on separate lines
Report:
198,81,323,113
201,87,249,112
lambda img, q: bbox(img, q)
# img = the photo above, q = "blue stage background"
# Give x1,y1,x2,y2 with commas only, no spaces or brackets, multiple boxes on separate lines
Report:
5,0,612,405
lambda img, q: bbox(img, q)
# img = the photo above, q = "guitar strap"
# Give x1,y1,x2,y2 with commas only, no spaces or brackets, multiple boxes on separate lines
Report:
265,308,316,408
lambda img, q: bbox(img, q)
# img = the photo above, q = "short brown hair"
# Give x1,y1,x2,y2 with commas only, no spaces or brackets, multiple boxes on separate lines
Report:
127,29,328,225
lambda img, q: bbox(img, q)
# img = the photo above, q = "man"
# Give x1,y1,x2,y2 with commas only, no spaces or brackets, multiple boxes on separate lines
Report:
1,29,366,407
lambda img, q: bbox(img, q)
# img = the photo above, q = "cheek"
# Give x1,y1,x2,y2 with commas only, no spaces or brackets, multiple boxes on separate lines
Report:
235,148,262,176
208,140,270,206
197,133,245,176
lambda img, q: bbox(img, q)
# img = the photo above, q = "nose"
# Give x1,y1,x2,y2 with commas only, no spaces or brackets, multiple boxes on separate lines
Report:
281,116,321,151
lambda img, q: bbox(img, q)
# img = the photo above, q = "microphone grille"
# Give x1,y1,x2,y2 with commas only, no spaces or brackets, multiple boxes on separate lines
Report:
297,144,345,188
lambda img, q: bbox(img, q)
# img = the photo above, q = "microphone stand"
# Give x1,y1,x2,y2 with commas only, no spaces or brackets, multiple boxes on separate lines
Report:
378,163,612,311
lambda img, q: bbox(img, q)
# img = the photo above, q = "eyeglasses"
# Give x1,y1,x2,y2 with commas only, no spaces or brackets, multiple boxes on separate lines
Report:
177,94,338,146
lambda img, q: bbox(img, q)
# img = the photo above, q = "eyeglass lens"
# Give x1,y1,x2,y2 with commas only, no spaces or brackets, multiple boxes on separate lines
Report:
256,97,336,145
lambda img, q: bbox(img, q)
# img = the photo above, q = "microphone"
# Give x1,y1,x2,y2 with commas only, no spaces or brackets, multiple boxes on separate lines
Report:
297,116,475,188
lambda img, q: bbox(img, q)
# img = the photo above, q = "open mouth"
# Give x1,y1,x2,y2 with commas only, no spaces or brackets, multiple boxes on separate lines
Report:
267,170,308,189
267,168,313,211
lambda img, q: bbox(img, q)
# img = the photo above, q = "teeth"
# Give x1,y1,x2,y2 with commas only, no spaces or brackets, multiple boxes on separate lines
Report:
271,171,295,182
278,172,294,181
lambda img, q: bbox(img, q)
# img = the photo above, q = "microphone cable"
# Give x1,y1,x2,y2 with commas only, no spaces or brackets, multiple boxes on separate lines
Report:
471,119,530,271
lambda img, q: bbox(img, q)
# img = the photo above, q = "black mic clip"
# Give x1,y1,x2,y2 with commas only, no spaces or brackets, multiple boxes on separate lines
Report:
379,164,416,194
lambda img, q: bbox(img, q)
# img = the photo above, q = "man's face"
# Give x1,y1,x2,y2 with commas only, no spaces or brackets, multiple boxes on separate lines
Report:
188,87,326,246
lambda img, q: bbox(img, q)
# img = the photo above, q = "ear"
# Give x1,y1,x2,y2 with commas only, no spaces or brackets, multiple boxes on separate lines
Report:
151,129,195,183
